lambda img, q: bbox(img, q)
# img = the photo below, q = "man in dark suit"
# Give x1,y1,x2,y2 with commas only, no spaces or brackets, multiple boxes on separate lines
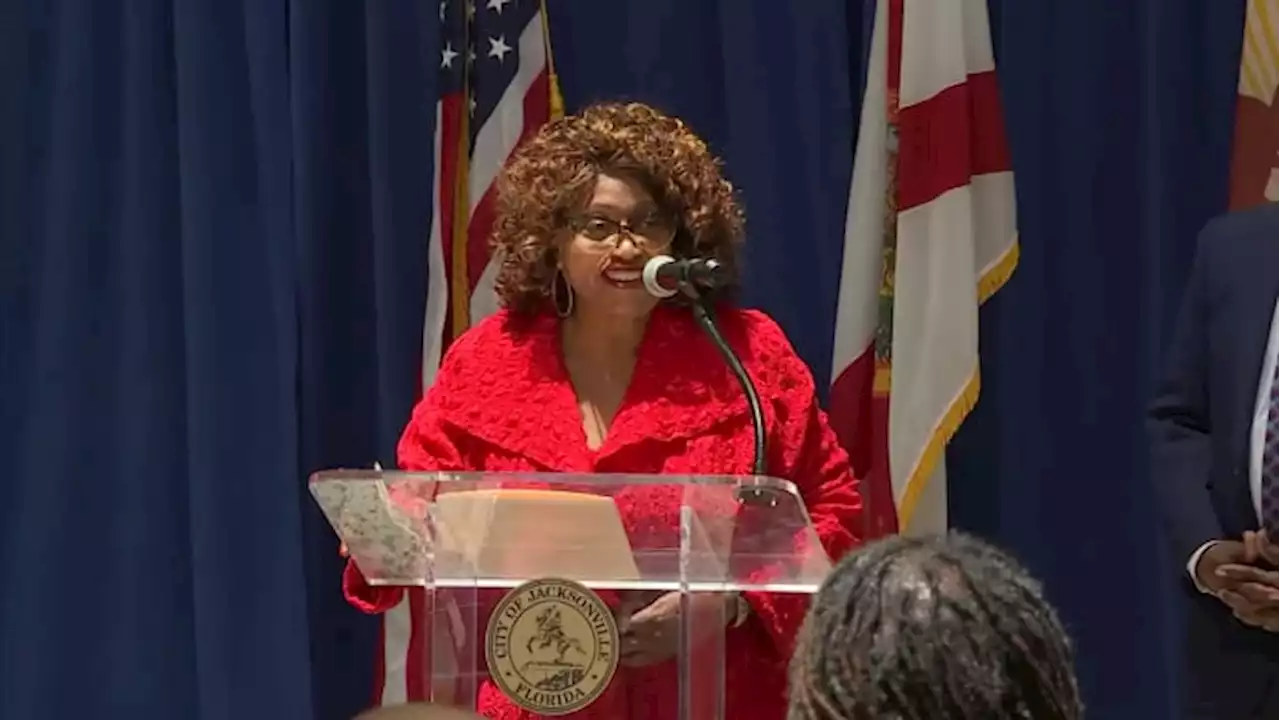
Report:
1148,202,1278,719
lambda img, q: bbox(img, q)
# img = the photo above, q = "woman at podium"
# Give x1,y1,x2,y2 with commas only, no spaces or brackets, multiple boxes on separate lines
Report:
342,102,864,719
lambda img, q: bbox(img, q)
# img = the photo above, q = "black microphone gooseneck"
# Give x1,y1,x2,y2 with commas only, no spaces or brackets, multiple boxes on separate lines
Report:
645,254,773,505
689,301,767,478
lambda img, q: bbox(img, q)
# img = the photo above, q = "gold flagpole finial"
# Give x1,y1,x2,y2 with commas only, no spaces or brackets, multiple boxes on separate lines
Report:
540,1,565,118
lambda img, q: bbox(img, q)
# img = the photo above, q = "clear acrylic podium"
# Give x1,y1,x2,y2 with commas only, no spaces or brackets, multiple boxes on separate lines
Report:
311,470,833,718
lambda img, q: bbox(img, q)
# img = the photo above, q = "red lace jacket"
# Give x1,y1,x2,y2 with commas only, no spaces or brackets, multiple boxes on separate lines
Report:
343,305,864,719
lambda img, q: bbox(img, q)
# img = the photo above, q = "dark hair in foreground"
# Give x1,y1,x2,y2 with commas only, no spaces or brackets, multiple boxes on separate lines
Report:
491,101,745,313
788,533,1083,720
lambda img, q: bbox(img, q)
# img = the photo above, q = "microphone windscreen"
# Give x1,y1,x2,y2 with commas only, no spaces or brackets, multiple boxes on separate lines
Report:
642,255,678,298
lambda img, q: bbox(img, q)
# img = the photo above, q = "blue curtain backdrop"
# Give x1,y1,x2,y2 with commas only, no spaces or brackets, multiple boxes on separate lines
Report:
949,2,1246,718
0,1,1245,718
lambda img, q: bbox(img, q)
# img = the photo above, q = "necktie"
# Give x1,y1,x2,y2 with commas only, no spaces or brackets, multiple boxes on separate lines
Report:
1263,366,1278,540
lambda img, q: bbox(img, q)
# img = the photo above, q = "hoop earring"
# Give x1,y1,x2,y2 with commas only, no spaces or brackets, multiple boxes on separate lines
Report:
552,269,575,318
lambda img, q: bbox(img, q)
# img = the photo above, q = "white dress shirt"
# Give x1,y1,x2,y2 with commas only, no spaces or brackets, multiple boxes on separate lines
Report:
1187,296,1279,588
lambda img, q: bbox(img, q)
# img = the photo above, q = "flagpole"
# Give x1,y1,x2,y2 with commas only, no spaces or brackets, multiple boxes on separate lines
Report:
540,0,565,119
449,7,474,338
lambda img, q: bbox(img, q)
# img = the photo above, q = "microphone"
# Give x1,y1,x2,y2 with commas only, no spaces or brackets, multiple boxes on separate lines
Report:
642,255,728,299
643,253,773,506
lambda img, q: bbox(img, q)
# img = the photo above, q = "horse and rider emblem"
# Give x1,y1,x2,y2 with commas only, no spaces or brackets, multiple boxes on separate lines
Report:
486,578,620,716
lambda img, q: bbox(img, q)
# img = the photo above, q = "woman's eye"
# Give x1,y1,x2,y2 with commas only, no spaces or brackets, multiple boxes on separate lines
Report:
581,219,613,237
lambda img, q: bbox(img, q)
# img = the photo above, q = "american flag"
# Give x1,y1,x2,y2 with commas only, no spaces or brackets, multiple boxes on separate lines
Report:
422,0,560,388
376,0,561,707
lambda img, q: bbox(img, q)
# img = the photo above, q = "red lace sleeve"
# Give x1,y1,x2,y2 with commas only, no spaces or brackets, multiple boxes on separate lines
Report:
736,313,865,655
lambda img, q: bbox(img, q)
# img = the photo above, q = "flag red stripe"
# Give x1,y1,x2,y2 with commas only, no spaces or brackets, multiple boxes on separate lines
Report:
404,590,427,701
895,71,1012,212
828,350,875,476
1228,94,1278,210
966,72,1012,176
523,69,551,150
829,346,899,539
466,192,496,292
464,70,551,292
888,0,902,112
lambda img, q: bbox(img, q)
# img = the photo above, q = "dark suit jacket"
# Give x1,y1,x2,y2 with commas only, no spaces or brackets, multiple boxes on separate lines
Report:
1147,203,1278,719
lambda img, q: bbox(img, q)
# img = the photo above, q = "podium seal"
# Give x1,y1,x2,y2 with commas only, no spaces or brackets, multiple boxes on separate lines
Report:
485,578,620,716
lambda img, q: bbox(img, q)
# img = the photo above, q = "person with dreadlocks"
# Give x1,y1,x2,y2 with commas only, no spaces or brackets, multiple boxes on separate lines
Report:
787,533,1083,720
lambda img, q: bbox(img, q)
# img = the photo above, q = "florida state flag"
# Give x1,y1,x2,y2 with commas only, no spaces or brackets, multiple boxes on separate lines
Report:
828,0,1016,537
1229,0,1278,209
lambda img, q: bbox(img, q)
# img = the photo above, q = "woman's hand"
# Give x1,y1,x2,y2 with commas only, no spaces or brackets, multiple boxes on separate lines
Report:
617,591,741,667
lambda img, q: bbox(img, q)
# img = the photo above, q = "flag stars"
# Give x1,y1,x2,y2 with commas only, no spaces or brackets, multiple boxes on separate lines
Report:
486,0,513,13
488,35,513,62
439,0,447,22
441,42,459,69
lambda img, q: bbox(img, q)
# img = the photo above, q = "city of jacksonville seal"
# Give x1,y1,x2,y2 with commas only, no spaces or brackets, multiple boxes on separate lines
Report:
485,578,619,716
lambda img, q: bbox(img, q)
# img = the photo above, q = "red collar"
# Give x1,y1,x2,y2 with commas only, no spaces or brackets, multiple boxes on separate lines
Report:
430,305,764,470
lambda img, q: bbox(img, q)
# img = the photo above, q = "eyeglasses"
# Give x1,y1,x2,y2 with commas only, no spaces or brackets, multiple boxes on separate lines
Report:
569,214,676,249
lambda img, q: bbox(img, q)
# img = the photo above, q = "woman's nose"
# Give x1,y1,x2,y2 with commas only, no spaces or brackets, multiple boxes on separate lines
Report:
611,235,644,259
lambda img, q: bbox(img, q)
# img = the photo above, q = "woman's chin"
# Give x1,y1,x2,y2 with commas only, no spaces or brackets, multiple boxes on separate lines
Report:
577,290,660,322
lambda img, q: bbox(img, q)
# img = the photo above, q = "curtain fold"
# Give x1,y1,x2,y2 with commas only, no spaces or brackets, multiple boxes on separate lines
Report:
1,0,314,717
948,2,1247,718
287,1,439,714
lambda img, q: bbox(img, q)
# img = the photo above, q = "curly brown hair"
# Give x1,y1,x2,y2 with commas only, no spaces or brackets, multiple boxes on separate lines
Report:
490,101,746,314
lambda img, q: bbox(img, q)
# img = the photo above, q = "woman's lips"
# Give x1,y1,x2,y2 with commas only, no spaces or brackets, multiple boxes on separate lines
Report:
602,267,643,287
